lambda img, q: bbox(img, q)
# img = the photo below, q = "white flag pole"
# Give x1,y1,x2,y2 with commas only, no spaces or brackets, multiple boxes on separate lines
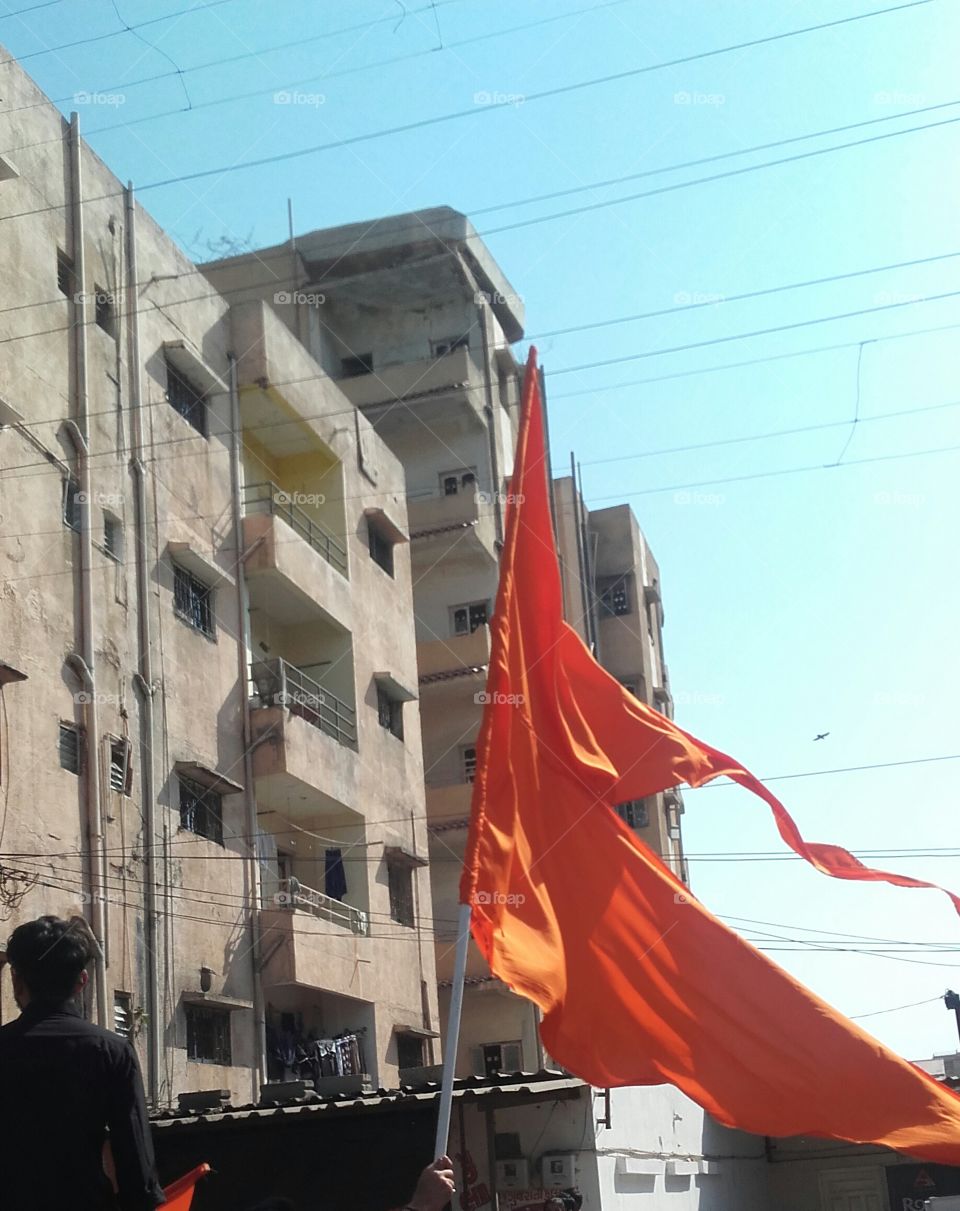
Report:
434,900,473,1159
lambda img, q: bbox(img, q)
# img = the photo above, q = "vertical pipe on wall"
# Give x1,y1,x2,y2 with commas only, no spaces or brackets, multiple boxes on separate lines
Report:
124,183,162,1105
68,112,108,1026
227,353,267,1100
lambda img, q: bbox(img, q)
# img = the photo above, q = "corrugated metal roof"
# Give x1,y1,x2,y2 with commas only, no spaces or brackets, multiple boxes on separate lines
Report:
152,1070,585,1131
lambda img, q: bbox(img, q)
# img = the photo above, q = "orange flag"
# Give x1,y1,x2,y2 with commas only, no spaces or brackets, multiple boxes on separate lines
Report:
462,348,960,1161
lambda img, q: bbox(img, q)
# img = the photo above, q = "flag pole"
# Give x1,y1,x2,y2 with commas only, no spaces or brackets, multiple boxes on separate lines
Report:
434,900,472,1159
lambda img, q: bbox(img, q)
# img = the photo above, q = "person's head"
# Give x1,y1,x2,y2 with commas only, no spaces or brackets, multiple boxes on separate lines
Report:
6,916,94,1008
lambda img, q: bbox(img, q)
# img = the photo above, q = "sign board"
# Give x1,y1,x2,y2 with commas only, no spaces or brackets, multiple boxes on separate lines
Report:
497,1191,563,1211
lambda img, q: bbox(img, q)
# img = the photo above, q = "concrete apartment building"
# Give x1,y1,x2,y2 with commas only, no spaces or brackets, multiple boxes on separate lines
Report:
0,53,438,1108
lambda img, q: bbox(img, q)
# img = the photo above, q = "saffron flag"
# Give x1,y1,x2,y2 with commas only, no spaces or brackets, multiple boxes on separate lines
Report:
461,348,960,1162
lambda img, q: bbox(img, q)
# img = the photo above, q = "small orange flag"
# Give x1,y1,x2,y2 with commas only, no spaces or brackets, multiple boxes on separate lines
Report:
462,348,960,1161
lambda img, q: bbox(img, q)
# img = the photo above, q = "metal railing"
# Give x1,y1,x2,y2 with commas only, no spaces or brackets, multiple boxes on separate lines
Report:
268,876,368,936
243,480,347,577
249,657,357,749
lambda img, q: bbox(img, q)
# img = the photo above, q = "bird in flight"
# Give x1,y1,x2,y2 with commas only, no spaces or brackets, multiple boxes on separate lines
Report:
813,732,830,741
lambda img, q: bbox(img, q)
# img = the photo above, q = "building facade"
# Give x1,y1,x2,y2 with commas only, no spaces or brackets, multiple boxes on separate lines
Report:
0,52,437,1107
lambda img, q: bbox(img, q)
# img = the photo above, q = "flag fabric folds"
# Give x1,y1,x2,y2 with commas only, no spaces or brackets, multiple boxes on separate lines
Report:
461,347,960,1162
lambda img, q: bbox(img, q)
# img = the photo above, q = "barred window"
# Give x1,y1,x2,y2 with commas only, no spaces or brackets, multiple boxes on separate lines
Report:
173,565,214,637
186,1003,231,1065
178,775,223,845
59,722,80,773
113,991,133,1039
387,861,414,928
616,800,649,830
597,574,632,617
165,358,207,435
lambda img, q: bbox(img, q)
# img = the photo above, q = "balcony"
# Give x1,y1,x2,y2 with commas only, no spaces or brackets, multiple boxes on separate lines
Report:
260,901,371,999
243,485,352,633
417,626,490,688
406,485,497,568
250,659,359,818
425,779,473,824
335,347,483,420
266,877,368,936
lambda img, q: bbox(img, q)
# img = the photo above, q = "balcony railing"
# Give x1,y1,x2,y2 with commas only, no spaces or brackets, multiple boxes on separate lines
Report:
269,876,369,936
250,657,357,749
243,480,347,576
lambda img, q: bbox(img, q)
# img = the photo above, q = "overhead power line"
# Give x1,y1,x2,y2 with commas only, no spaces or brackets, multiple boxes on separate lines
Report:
850,995,944,1020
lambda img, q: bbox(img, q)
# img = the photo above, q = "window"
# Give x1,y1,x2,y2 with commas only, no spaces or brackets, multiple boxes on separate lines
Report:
461,745,477,784
165,358,207,436
62,477,81,532
185,1003,231,1065
59,722,80,773
431,334,469,357
94,286,116,337
616,800,649,829
397,1033,425,1071
103,513,122,562
439,467,477,496
367,518,394,577
109,737,132,795
113,991,133,1040
451,601,489,636
56,249,75,298
178,775,223,845
340,353,373,378
387,861,415,927
480,1041,522,1077
173,565,214,636
597,574,632,617
377,685,404,740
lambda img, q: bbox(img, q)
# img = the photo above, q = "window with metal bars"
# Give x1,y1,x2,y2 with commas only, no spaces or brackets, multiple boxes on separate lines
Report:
56,249,75,298
376,686,404,740
94,286,116,338
62,478,81,532
451,601,488,636
340,353,373,378
185,1003,231,1065
615,800,649,829
165,358,207,435
103,513,122,562
462,745,478,784
367,520,394,577
59,722,80,773
178,775,223,845
109,737,132,795
113,991,133,1039
173,565,214,637
387,861,414,928
439,467,477,496
597,574,632,617
431,334,469,357
396,1033,425,1070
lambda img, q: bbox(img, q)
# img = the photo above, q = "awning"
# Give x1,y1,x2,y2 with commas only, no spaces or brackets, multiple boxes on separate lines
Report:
162,339,228,396
383,844,428,869
393,1024,440,1040
373,671,417,703
0,661,28,686
174,759,244,796
166,540,236,588
182,990,253,1012
363,505,408,544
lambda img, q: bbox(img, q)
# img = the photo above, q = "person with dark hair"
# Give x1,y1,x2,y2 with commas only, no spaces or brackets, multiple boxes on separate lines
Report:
0,915,166,1211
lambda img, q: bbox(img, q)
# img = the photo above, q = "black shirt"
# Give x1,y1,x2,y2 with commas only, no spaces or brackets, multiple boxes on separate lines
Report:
0,998,166,1211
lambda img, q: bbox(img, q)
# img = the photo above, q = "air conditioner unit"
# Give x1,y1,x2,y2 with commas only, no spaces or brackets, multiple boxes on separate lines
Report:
542,1153,576,1185
495,1159,529,1190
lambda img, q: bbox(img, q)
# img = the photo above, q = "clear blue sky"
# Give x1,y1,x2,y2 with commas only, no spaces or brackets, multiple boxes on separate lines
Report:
3,0,959,1059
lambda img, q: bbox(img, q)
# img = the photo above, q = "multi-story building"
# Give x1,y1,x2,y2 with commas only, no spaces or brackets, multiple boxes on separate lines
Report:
0,54,438,1108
